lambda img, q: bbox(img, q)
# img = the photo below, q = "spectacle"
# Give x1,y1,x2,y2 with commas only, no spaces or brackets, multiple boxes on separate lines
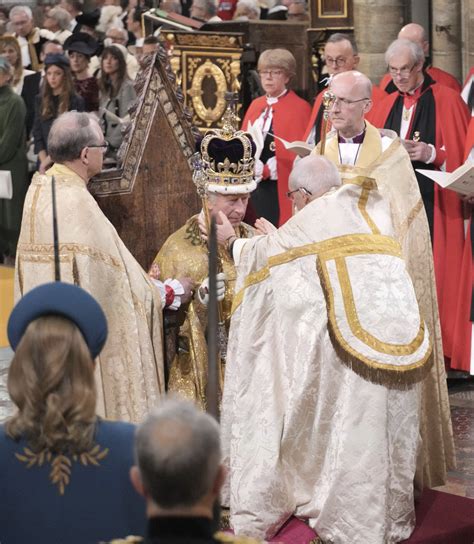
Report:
324,56,348,67
88,142,109,154
286,187,312,199
258,69,284,78
331,96,370,107
388,64,416,78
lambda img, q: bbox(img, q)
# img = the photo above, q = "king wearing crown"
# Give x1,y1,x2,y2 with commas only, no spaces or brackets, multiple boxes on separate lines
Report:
152,114,256,409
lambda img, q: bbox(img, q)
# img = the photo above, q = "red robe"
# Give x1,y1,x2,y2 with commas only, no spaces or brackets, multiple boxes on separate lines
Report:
451,117,474,372
303,84,386,142
242,91,311,225
369,83,470,359
379,66,461,93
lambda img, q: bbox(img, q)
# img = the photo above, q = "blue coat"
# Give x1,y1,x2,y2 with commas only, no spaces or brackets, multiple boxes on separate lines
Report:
0,419,146,544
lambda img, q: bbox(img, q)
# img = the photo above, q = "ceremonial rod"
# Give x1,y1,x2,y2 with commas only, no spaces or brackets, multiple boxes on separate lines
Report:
51,176,61,282
206,215,220,420
320,90,336,156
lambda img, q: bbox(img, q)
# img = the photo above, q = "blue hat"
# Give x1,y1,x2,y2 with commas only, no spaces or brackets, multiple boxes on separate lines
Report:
7,282,108,359
44,53,70,70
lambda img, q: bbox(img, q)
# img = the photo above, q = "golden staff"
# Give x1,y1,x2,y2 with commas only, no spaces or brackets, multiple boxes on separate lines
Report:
320,90,336,156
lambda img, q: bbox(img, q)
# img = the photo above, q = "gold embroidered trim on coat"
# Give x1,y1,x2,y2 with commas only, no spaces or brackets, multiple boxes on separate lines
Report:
17,243,124,270
15,444,109,495
332,256,424,355
398,198,424,241
29,185,42,244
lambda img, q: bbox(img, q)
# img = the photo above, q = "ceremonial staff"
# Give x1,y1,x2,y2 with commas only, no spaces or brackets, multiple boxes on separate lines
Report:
320,90,336,156
51,176,61,281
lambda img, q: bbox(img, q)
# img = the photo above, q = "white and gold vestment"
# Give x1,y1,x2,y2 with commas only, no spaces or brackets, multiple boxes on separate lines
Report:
221,179,430,543
15,164,164,422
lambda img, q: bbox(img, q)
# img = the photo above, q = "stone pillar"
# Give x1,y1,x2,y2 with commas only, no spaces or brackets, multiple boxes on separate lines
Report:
353,0,405,84
461,0,474,80
431,0,462,81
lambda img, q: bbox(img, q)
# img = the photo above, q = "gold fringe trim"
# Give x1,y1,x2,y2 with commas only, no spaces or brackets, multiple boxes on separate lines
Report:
317,257,433,387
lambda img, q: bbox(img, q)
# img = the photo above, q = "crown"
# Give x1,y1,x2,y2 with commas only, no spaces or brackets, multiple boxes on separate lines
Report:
192,105,257,195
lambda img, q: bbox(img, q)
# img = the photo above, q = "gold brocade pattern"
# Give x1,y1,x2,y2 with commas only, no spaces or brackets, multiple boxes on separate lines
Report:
232,234,402,314
155,215,253,409
15,166,165,423
15,444,109,495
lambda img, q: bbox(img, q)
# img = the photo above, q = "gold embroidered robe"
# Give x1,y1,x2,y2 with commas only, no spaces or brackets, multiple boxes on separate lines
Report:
14,164,165,422
222,181,428,543
154,215,253,409
314,122,454,488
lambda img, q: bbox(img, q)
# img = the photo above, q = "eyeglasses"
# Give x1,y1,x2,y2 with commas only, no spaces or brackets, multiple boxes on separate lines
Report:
388,63,416,78
324,56,349,67
331,96,370,108
286,187,312,199
88,142,109,154
258,69,285,78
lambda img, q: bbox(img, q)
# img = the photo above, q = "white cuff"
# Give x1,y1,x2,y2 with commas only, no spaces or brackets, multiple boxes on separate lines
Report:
164,278,185,310
426,144,436,164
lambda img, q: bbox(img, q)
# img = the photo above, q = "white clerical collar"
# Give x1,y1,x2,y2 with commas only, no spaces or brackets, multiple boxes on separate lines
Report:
266,88,288,105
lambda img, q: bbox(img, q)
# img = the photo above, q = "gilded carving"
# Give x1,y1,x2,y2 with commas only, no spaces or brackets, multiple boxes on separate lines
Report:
188,59,228,126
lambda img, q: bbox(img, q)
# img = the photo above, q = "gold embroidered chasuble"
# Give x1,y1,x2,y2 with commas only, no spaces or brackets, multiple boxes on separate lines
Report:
154,215,253,409
221,182,427,543
14,164,165,422
314,122,455,488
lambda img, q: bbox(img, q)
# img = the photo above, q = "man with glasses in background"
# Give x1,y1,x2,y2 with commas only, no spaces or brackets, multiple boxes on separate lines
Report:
303,33,385,146
369,39,470,374
14,111,193,424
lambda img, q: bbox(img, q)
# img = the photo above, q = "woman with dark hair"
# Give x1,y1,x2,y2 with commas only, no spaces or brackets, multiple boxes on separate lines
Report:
32,53,85,173
99,45,136,159
0,35,40,137
0,282,146,543
64,32,100,112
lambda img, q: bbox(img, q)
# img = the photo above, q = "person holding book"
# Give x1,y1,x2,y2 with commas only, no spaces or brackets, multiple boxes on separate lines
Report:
369,38,470,370
241,48,310,226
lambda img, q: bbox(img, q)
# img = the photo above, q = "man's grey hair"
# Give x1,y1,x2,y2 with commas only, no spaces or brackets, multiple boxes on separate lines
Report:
135,397,221,509
235,0,261,19
9,6,33,20
193,0,217,18
385,38,424,67
326,32,358,55
48,112,102,163
48,7,72,31
106,24,128,41
289,155,341,198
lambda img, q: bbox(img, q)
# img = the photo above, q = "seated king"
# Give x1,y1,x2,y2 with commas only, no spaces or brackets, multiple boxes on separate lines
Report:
152,111,256,409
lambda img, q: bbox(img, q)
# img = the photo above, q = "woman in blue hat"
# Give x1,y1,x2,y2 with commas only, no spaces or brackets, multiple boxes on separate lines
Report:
32,53,85,173
0,282,146,544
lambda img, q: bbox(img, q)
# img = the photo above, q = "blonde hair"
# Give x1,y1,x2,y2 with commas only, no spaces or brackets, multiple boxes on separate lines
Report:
258,48,296,78
0,36,23,87
6,315,97,454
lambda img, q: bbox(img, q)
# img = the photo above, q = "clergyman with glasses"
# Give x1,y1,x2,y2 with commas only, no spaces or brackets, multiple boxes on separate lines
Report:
14,111,193,424
369,38,471,376
241,48,311,227
312,69,456,494
213,154,432,542
303,33,386,146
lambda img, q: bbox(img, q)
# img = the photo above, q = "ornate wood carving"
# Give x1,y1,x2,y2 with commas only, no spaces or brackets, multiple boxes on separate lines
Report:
163,31,244,131
89,46,201,270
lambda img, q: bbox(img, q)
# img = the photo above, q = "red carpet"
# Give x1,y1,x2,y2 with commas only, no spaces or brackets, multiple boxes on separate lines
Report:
229,489,474,543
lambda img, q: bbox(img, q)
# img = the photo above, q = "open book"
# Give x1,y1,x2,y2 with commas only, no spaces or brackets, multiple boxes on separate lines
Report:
416,161,474,196
269,133,313,157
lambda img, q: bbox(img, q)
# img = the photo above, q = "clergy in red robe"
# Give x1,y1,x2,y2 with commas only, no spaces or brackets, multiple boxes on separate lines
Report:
451,117,474,373
242,48,310,226
378,23,461,94
369,38,470,361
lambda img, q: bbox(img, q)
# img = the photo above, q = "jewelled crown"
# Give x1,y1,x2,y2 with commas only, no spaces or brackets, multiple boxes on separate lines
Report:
192,105,257,195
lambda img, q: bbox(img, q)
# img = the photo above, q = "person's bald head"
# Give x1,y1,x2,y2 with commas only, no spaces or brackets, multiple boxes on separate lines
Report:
132,398,223,510
328,71,372,138
398,23,429,56
288,155,341,211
